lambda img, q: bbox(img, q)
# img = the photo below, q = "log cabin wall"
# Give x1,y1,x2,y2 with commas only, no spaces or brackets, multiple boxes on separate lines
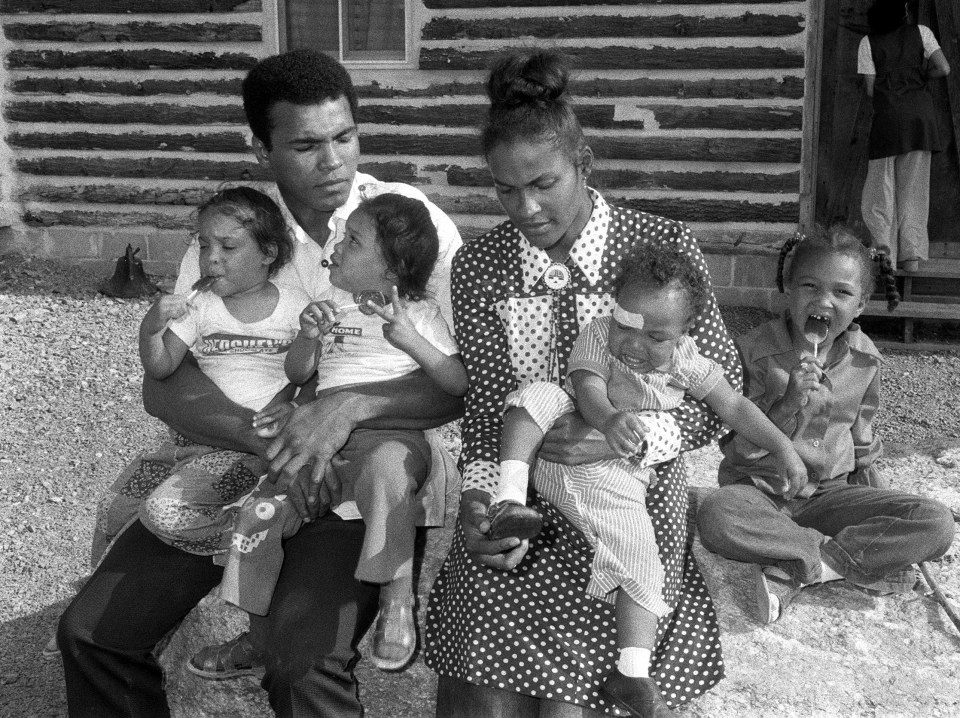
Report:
0,0,811,309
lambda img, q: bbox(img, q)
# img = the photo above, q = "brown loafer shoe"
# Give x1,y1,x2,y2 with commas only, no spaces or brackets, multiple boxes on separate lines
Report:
600,670,675,717
487,501,543,541
371,593,417,671
187,631,264,680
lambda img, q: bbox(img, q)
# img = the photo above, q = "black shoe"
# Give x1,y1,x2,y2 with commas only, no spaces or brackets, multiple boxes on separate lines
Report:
187,632,264,680
600,670,675,717
753,564,803,624
487,501,543,541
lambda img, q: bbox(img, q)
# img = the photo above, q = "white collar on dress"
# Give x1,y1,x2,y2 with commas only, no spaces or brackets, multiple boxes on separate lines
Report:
517,188,611,292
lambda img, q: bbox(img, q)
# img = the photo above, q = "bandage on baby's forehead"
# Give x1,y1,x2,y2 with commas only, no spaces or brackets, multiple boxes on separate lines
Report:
613,303,645,329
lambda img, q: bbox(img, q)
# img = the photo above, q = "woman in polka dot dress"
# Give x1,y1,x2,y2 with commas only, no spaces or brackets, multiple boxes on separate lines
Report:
424,50,740,716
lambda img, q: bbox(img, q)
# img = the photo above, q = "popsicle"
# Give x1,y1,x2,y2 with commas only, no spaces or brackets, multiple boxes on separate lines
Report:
803,315,830,359
336,290,388,315
184,274,217,302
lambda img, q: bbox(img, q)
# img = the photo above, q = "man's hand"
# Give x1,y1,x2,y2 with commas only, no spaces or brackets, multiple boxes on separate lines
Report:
539,412,620,465
264,395,357,520
460,489,529,570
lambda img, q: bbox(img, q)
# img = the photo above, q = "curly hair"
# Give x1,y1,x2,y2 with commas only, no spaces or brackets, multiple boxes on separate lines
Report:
776,224,899,311
197,186,292,277
357,193,439,301
614,242,711,323
242,48,359,150
480,49,586,161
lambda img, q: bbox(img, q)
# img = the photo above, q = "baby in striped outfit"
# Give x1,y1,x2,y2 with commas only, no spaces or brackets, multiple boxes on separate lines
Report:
487,241,805,714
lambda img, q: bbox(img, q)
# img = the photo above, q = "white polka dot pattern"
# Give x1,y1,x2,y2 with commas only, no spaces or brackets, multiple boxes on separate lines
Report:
425,195,741,712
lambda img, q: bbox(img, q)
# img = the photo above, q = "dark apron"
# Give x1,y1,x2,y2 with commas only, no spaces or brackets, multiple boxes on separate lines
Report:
868,24,941,160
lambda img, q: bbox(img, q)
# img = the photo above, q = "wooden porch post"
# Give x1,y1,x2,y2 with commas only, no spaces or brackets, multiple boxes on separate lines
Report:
799,0,826,233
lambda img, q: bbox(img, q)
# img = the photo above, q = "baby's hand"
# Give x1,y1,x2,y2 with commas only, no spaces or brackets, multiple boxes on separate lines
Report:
368,286,418,351
602,412,648,459
253,401,298,439
782,357,824,411
298,301,338,340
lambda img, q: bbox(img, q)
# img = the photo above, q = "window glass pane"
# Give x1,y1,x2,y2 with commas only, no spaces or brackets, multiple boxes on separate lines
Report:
284,0,406,62
286,0,339,54
343,0,405,61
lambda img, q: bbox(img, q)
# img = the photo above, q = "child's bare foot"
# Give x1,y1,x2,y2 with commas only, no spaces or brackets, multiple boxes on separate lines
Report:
487,501,543,541
371,580,417,671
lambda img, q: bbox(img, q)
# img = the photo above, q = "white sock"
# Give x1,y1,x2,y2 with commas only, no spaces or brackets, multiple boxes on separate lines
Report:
617,647,651,678
819,559,844,583
495,460,530,505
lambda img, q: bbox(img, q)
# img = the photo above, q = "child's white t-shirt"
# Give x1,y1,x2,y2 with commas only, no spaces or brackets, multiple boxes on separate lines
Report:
315,287,459,393
168,285,309,411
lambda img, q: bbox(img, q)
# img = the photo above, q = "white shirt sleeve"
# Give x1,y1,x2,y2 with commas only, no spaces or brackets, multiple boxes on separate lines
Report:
857,35,875,75
918,25,941,58
173,240,201,294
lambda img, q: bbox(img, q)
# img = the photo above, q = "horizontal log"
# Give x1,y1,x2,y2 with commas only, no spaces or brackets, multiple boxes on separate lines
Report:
21,184,210,205
7,101,244,125
23,208,194,229
362,133,801,163
0,0,258,12
9,49,258,70
18,166,420,204
653,105,801,131
424,0,786,7
16,157,417,182
8,130,249,152
359,103,642,129
356,76,805,100
360,103,798,131
615,196,798,223
420,45,804,71
18,157,269,180
432,192,798,223
422,13,803,41
4,22,261,43
447,166,800,193
12,77,242,96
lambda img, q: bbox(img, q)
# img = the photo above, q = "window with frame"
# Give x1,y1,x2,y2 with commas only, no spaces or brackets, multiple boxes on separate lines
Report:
283,0,408,64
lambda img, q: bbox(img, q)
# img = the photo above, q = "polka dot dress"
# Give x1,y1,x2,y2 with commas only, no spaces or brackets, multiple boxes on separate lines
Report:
424,192,741,712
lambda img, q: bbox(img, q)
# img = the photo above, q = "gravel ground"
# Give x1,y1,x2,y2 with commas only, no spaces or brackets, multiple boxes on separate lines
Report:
1,252,958,717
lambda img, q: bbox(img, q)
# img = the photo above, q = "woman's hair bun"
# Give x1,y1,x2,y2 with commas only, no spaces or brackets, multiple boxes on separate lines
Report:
487,50,570,109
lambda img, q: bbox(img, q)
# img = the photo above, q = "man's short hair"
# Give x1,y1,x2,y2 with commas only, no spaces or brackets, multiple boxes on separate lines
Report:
242,48,359,149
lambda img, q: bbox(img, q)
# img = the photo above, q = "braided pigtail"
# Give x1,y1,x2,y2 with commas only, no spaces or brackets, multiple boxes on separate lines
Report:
776,231,805,293
872,250,900,311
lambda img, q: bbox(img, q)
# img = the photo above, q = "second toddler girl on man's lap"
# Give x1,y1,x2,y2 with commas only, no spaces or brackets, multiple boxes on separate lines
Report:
228,192,466,671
